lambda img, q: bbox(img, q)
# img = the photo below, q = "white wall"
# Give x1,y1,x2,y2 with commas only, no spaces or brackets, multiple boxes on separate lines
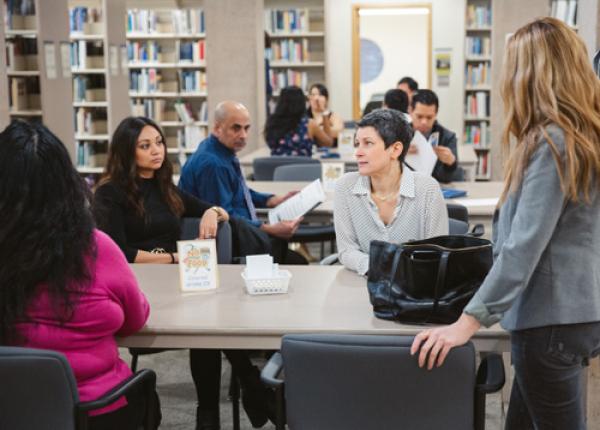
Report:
359,12,430,110
325,0,466,137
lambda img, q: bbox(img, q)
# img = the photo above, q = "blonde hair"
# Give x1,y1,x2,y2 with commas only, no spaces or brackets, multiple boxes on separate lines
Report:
500,17,600,203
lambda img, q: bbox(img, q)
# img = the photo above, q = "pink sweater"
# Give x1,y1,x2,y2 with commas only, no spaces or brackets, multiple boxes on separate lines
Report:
16,230,150,414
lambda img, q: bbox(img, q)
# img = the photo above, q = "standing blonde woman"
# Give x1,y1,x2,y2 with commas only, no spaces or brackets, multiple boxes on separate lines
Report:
411,18,600,429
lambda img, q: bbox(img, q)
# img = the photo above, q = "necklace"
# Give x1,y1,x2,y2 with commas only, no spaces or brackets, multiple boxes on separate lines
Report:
371,190,397,201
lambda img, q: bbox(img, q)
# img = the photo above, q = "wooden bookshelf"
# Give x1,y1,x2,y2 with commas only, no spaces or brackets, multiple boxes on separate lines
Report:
264,0,326,101
126,6,208,174
550,0,578,29
1,0,75,155
69,0,128,174
464,0,493,181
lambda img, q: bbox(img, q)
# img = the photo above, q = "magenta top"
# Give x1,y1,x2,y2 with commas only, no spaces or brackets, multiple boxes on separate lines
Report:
15,229,150,415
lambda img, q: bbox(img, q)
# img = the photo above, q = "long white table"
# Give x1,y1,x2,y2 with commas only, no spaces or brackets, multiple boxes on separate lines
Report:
118,264,508,352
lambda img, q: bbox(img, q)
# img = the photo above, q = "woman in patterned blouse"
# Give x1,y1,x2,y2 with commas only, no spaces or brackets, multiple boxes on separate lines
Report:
264,85,333,157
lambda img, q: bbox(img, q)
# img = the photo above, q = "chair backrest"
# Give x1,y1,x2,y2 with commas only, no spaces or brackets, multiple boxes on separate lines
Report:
281,334,476,430
0,346,79,430
180,218,233,264
447,203,469,223
449,218,469,235
273,163,322,181
253,156,319,181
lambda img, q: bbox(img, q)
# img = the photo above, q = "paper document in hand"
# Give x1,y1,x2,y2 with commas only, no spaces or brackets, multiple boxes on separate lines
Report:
404,130,438,175
268,179,325,224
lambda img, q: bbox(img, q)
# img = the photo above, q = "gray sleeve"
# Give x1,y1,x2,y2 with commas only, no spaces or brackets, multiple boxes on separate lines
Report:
334,182,369,275
464,135,566,327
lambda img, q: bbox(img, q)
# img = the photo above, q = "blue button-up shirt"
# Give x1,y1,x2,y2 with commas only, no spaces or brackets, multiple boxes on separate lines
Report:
179,134,273,227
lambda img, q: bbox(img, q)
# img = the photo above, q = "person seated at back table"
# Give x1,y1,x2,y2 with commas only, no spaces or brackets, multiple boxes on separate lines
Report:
307,83,344,146
383,88,411,123
397,76,419,111
410,89,460,183
0,120,160,430
179,100,308,265
92,116,273,430
334,109,448,275
265,85,334,156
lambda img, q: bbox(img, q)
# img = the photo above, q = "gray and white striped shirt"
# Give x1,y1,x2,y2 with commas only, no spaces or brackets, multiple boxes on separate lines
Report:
334,169,448,275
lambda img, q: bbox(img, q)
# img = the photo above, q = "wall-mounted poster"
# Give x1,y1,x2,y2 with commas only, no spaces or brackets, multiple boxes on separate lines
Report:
435,49,452,87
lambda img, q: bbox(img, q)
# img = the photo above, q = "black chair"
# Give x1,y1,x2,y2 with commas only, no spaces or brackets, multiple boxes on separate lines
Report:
447,203,485,237
0,346,158,430
253,156,319,181
261,334,504,430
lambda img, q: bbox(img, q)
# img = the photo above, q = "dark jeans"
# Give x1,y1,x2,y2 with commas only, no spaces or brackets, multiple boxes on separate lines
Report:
190,349,259,411
506,322,600,430
88,384,161,430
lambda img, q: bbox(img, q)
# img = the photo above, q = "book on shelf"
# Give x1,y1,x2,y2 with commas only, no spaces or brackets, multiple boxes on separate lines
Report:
464,122,490,148
75,108,107,135
127,41,160,62
465,36,491,56
179,41,205,63
466,4,491,28
69,6,103,35
127,9,205,35
465,91,489,118
268,69,308,93
551,0,577,27
6,37,38,71
129,68,161,93
265,8,310,34
76,141,108,168
3,0,36,30
475,152,490,178
9,76,40,110
73,75,106,102
465,63,490,87
130,98,166,121
179,70,206,92
267,39,309,62
71,40,104,69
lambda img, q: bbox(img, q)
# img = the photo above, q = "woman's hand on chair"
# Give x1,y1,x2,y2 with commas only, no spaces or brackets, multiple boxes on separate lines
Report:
199,210,219,239
410,313,480,370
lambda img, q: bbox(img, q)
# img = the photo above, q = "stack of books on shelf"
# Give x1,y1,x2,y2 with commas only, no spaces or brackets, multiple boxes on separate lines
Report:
465,63,490,87
130,99,167,120
267,39,309,62
3,0,36,30
70,40,104,70
75,107,107,136
475,152,490,179
180,70,206,92
73,75,106,102
127,41,160,62
465,36,491,57
76,141,108,168
551,0,577,28
465,92,489,119
129,68,161,93
466,4,492,27
464,123,490,148
179,41,205,63
6,37,37,71
69,6,103,35
127,9,205,35
269,69,308,93
9,77,40,111
265,8,310,34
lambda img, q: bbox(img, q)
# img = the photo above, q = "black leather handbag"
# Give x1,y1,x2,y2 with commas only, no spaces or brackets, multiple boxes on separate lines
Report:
367,236,493,325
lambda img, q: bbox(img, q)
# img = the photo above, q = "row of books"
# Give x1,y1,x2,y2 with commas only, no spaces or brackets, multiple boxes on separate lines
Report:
174,101,208,123
73,75,106,103
180,41,205,63
74,108,107,135
265,8,311,34
466,36,491,57
464,122,490,148
475,152,491,178
268,69,308,93
130,100,208,124
130,99,166,120
465,63,490,87
9,76,40,110
465,5,491,28
129,69,207,93
267,39,310,62
69,7,102,34
71,41,104,70
4,0,35,30
465,92,489,118
76,141,108,168
6,38,37,71
127,9,205,35
551,0,578,27
127,41,160,62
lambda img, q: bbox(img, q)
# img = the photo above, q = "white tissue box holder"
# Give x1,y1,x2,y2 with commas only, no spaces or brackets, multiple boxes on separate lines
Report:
241,268,291,295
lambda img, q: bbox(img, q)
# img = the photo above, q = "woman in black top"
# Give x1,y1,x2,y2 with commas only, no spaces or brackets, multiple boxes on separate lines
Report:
93,117,272,430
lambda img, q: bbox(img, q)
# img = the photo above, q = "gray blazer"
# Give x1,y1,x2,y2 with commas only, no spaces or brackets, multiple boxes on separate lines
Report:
464,125,600,331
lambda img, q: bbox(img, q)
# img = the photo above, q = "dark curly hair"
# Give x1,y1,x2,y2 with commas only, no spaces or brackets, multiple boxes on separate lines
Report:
264,86,307,144
99,116,183,217
0,120,96,343
306,82,329,118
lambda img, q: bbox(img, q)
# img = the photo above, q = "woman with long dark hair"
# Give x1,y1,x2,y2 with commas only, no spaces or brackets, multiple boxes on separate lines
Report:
0,120,157,429
412,18,600,428
307,83,344,146
93,117,272,430
264,85,333,156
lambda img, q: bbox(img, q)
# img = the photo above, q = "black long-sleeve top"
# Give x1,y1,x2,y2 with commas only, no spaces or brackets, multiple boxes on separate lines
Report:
93,178,211,262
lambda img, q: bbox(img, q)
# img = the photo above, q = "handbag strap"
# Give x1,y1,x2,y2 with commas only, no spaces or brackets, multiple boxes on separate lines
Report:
431,251,450,318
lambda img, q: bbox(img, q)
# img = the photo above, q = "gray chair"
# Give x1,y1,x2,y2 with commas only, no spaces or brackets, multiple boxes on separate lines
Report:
261,334,504,430
0,346,158,430
447,203,485,237
273,163,322,182
253,156,319,181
